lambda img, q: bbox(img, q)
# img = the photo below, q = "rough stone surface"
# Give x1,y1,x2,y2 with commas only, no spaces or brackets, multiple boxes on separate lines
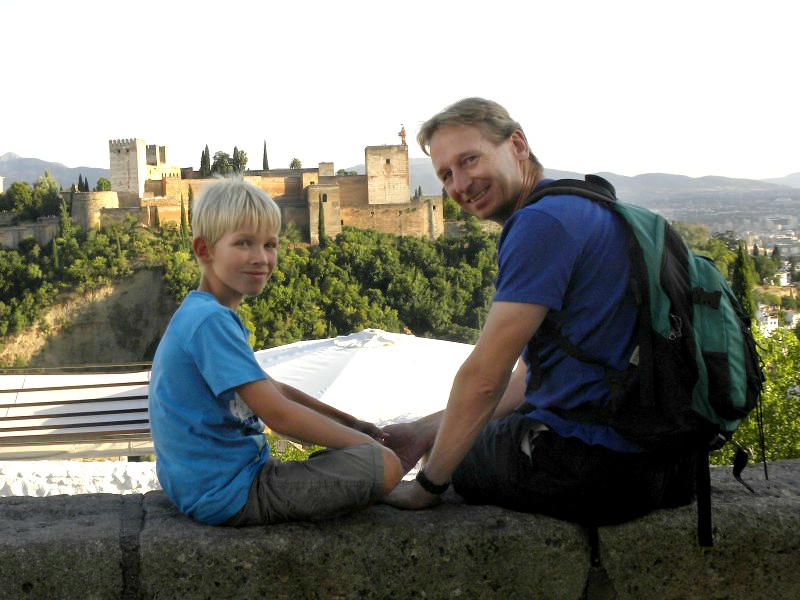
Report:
601,461,800,599
139,491,589,599
0,460,797,599
0,494,127,599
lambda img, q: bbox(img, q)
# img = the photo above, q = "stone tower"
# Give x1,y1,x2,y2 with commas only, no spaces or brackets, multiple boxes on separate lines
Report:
109,139,148,205
365,144,410,204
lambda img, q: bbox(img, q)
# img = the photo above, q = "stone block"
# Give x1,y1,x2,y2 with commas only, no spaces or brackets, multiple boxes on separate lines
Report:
140,490,589,599
600,461,800,599
0,494,129,599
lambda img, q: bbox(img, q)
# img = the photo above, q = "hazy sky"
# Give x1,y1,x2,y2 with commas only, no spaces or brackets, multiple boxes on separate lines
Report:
3,0,796,180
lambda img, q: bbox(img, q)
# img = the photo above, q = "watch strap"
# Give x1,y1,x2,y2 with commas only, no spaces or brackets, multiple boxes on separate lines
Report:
415,469,450,495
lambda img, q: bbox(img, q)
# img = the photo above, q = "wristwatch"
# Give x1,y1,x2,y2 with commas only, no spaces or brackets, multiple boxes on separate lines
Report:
415,468,450,495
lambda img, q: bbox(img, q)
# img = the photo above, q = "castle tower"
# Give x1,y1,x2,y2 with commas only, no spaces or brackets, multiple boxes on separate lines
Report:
365,144,410,204
109,139,148,205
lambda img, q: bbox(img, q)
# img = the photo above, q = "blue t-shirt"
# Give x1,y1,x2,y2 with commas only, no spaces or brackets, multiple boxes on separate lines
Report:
149,291,270,524
494,187,641,452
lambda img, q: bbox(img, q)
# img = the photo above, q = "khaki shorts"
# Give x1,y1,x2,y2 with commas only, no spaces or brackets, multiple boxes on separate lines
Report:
224,443,384,526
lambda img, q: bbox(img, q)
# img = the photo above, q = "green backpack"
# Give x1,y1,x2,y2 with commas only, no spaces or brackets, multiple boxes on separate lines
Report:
524,175,765,545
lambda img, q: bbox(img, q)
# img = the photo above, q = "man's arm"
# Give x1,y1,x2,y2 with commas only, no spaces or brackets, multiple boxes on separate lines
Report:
384,301,546,508
237,379,378,450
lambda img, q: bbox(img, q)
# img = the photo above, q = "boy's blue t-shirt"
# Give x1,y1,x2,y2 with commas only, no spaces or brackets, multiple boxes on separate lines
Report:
493,189,641,452
149,290,270,524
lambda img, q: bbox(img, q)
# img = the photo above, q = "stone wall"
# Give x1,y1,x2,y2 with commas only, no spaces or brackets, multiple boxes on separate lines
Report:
366,144,410,205
109,139,148,199
341,197,443,239
0,217,60,250
68,191,119,231
0,460,796,599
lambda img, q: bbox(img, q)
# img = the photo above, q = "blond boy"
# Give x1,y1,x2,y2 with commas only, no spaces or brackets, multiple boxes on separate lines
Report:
149,177,402,525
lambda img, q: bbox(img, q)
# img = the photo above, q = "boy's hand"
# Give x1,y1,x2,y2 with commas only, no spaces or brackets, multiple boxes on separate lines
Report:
351,419,387,443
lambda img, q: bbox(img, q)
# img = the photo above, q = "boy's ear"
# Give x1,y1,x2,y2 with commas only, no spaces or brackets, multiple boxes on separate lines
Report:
192,237,212,264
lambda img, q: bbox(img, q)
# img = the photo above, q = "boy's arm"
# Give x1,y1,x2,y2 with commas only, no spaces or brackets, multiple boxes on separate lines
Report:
237,378,379,449
270,379,385,442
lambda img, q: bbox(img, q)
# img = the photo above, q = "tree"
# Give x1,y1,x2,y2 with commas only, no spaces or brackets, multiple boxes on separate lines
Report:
772,245,782,265
262,141,269,170
231,146,248,173
200,145,212,177
58,199,76,240
211,151,233,175
96,177,111,191
318,199,327,248
671,221,709,250
153,206,161,228
2,181,33,214
753,244,759,256
180,194,189,243
335,169,358,176
33,170,62,217
732,243,756,322
187,185,194,226
289,158,302,169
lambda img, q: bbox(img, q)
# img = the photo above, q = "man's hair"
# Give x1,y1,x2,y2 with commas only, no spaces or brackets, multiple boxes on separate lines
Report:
417,97,543,171
192,176,281,249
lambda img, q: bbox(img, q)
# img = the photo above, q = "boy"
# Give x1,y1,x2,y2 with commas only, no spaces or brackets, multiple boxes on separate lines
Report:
149,177,402,526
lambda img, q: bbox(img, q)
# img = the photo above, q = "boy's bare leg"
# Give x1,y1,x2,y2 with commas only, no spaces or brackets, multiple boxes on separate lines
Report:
381,411,443,473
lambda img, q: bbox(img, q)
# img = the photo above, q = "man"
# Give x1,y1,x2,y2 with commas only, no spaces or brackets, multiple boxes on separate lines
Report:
383,98,693,524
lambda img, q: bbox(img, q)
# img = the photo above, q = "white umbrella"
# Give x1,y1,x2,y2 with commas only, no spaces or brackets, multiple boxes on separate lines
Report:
254,329,474,426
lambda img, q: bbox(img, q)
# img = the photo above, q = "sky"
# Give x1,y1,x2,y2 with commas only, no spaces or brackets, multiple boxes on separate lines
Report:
2,0,797,181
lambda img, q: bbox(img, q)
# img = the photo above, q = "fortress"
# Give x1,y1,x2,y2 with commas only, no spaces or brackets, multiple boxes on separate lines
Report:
64,139,443,243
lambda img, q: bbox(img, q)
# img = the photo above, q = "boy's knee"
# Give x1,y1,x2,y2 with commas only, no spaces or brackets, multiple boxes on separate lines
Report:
380,446,403,494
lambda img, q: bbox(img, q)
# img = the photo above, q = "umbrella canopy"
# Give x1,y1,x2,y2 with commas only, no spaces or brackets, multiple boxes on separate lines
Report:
254,329,474,426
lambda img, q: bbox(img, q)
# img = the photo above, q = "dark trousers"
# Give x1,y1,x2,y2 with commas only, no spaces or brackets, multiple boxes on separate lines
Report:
452,412,696,525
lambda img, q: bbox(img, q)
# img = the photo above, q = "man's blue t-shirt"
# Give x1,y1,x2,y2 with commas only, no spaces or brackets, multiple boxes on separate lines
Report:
149,291,270,524
494,188,641,452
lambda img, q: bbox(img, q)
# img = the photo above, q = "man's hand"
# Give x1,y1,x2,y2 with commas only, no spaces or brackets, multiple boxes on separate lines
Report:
382,480,441,510
381,422,434,473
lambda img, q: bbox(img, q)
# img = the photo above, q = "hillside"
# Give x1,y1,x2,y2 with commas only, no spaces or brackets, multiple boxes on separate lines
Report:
0,269,175,368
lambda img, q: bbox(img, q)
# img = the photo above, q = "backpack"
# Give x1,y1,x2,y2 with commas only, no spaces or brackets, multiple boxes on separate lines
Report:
522,174,765,545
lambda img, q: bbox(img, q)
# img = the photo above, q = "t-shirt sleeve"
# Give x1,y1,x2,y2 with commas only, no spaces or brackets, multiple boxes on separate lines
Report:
188,311,267,398
493,209,580,311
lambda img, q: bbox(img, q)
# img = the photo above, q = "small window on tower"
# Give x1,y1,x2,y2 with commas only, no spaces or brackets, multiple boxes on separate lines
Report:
386,159,391,164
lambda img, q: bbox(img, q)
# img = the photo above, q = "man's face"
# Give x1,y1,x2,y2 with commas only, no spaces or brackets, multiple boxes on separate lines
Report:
430,124,528,222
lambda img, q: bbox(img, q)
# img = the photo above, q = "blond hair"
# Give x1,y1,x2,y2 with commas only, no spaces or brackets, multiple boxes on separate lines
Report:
417,97,543,172
192,176,281,249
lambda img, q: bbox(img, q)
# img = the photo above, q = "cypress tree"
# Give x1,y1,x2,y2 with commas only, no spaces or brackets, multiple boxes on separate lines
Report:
180,194,188,242
263,141,269,170
753,244,759,256
732,242,756,322
318,199,327,248
52,240,60,273
153,206,161,228
78,174,84,192
187,185,194,226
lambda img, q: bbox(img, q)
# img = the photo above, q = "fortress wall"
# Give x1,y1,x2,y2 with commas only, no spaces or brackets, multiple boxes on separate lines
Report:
141,199,183,228
0,218,59,250
366,145,410,205
341,199,439,239
68,191,119,231
336,175,369,207
308,184,342,244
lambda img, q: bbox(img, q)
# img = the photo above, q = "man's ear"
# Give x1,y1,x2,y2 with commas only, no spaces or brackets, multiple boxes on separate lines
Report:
509,130,530,161
193,237,212,264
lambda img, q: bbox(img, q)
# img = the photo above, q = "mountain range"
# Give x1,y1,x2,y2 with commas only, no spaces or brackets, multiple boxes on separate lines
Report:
2,152,799,228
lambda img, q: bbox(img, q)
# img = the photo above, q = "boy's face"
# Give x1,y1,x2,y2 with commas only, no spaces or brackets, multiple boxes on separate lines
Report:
195,224,278,310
